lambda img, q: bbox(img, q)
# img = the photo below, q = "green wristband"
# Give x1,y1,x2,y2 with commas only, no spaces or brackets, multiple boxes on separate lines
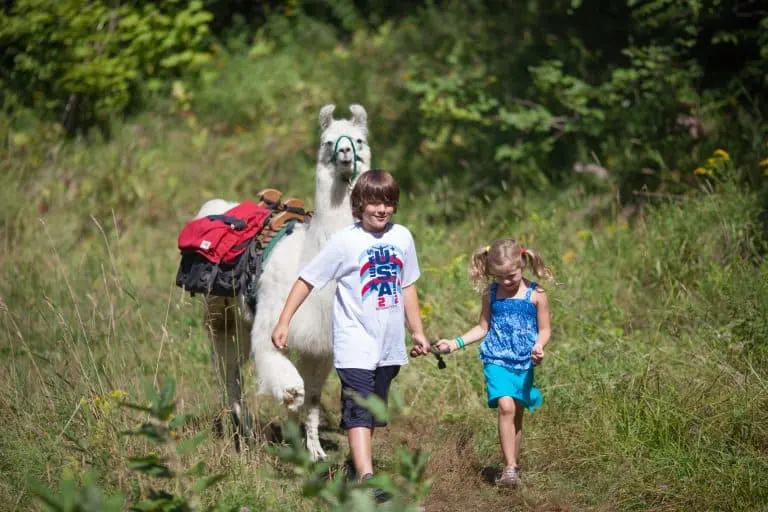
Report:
456,336,465,350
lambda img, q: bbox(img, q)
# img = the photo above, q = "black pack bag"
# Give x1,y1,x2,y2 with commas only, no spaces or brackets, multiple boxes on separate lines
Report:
175,237,262,299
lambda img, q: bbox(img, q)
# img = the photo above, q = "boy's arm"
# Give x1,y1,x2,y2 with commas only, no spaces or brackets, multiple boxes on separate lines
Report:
403,284,430,356
272,278,314,350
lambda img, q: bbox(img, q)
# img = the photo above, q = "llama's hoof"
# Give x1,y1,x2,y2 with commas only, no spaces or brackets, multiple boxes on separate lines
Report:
282,386,305,411
306,437,327,461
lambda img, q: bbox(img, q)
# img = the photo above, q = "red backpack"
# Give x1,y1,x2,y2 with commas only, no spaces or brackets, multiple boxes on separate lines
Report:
177,201,272,264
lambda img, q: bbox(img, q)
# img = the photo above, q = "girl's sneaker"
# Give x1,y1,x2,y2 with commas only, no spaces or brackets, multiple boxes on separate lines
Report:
495,465,519,487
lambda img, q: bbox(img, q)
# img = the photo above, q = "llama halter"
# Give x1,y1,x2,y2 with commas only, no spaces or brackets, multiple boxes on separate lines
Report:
331,135,362,183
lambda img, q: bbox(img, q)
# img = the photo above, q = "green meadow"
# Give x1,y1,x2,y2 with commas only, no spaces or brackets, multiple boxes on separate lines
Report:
2,3,767,511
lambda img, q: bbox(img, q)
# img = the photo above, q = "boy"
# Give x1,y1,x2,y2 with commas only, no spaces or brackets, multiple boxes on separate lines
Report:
272,169,430,497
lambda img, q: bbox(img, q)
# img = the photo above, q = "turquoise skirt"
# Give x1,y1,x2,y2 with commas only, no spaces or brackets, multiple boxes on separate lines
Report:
483,363,543,411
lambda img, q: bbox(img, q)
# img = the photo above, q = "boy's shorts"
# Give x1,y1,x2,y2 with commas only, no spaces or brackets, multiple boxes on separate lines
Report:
336,366,401,429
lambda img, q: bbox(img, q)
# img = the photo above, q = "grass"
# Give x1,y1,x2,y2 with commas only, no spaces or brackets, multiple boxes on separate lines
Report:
1,34,768,512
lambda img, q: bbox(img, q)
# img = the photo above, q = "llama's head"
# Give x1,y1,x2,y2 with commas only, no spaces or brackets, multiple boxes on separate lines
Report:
317,104,371,187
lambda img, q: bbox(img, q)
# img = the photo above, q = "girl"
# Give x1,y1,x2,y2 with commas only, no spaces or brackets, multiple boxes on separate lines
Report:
435,239,553,487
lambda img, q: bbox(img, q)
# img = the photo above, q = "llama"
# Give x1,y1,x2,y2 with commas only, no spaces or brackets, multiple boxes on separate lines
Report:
194,104,371,459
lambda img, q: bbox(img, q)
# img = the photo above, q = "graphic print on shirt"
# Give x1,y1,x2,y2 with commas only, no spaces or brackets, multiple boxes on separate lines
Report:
359,243,404,310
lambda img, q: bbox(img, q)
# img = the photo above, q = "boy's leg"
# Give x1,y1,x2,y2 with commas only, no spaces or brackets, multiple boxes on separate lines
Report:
372,365,400,428
348,427,374,476
337,366,401,478
337,368,377,477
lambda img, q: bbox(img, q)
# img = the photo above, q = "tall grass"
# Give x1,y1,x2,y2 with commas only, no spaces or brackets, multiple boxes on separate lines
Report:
1,22,767,511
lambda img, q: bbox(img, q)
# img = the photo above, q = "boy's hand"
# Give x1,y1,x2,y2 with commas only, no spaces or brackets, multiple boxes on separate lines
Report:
434,338,458,354
409,333,431,357
272,323,289,350
531,343,545,365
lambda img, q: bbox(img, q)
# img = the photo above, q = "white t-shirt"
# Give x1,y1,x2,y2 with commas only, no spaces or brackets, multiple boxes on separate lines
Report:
299,223,420,370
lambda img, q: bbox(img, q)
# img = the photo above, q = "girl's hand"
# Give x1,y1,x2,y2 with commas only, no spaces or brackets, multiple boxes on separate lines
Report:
272,322,289,350
435,338,458,354
531,343,545,365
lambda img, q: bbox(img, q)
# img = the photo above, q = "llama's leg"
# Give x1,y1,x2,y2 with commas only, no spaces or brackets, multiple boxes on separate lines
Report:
297,353,333,460
250,324,306,411
205,297,253,449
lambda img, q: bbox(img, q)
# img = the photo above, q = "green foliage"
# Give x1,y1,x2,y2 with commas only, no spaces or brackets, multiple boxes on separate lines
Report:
29,377,233,512
27,375,431,511
400,0,768,199
272,394,431,512
27,471,124,512
0,0,213,133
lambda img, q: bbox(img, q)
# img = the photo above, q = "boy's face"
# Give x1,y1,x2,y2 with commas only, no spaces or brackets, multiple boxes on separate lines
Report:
360,201,395,233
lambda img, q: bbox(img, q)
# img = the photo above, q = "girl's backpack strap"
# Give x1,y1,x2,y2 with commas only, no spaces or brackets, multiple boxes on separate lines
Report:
525,281,538,301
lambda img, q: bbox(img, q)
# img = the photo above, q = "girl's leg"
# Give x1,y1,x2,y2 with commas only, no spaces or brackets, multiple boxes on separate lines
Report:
348,426,374,476
496,396,519,468
514,399,524,466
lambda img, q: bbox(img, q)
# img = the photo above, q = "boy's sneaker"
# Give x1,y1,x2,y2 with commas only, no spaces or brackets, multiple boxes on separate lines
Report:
343,458,357,482
360,472,392,503
495,465,520,487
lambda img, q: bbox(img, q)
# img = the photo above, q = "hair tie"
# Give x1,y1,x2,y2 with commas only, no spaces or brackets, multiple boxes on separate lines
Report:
521,248,527,256
485,245,491,253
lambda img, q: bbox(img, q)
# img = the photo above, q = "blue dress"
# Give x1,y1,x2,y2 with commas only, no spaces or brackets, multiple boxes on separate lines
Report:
480,281,543,410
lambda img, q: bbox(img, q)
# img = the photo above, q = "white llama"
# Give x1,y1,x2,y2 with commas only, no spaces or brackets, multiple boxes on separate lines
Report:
194,104,371,460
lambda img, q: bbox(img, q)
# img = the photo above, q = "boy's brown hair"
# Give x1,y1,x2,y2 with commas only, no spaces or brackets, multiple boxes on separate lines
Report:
350,169,400,219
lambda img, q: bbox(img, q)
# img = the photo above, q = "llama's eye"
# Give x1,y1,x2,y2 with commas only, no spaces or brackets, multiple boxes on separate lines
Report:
356,139,363,145
324,141,333,147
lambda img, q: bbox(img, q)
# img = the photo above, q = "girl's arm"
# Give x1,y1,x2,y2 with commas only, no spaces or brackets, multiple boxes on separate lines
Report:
272,278,314,350
531,287,551,364
403,284,431,356
435,288,491,353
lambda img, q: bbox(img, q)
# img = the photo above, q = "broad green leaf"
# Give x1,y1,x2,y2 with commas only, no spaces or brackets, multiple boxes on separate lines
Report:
175,431,207,456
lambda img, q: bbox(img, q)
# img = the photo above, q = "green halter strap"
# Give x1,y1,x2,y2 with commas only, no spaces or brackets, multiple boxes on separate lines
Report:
331,135,359,182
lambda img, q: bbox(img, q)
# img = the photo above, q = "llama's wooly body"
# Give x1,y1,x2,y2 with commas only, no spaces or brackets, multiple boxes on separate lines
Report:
195,104,371,460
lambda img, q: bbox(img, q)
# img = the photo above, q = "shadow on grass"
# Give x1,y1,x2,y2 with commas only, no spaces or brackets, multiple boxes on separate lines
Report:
205,411,341,454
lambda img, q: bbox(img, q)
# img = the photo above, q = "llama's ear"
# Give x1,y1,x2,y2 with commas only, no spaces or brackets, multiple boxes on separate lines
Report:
349,104,368,132
319,104,336,131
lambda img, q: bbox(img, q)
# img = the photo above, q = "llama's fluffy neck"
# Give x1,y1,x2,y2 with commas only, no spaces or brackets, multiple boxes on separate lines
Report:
304,162,360,251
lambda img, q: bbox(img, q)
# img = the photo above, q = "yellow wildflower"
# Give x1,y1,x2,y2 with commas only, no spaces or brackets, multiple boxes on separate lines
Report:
693,167,711,176
577,229,592,241
420,302,434,324
562,250,578,264
713,149,730,160
759,157,768,167
109,389,128,401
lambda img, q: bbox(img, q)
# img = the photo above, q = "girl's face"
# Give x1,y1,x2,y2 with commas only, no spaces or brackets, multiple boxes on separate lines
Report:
360,201,394,233
491,262,523,292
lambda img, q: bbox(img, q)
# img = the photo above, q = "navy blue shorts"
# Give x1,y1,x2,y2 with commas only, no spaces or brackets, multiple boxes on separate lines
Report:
336,366,401,429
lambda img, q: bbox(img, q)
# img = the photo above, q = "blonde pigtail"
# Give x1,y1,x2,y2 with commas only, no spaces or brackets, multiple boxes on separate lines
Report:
469,245,491,292
522,248,554,281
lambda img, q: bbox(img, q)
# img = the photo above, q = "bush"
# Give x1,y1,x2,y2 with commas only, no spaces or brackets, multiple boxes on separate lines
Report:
0,0,213,134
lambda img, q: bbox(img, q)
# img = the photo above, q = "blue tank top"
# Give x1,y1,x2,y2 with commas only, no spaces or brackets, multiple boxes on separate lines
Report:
479,281,539,371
